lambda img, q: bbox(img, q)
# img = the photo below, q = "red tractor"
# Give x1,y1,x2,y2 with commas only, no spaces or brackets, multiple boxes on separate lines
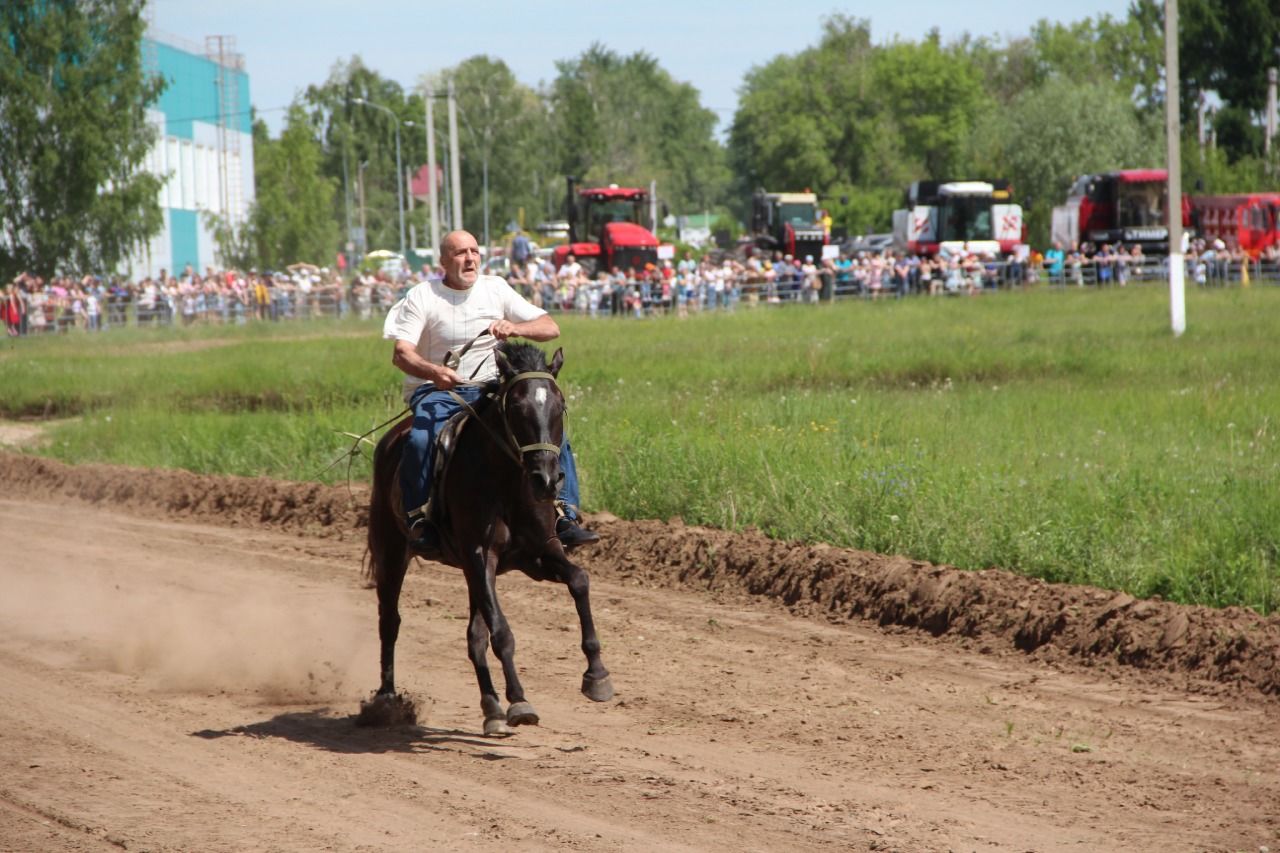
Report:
551,177,660,276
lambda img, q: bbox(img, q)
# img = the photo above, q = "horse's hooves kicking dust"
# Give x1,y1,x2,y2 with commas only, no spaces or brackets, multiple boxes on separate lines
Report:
356,692,419,727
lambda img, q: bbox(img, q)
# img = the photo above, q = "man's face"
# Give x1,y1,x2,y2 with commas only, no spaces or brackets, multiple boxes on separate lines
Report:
441,233,481,289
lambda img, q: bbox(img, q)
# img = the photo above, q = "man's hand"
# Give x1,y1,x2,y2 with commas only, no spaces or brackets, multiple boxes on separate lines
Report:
429,364,463,390
488,319,518,340
393,339,463,389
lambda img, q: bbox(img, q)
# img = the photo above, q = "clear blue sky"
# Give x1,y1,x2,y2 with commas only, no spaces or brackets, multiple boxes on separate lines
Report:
151,0,1136,137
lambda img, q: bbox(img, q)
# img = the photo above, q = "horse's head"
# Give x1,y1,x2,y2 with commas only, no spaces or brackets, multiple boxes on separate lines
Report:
493,342,566,502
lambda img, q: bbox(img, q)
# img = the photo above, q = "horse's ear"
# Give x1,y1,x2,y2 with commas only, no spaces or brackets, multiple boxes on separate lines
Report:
494,345,513,379
548,347,564,378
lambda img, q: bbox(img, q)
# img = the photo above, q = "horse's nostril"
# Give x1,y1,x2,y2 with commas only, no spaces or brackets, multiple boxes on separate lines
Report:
556,471,565,487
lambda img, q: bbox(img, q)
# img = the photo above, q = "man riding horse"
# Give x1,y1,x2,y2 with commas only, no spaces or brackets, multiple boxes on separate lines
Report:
383,229,598,554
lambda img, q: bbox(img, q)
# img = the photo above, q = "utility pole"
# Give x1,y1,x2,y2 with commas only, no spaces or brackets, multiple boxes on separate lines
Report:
1266,67,1278,165
358,160,369,255
448,80,463,231
1197,89,1206,163
406,164,415,251
425,86,440,258
1165,0,1185,337
342,139,352,268
352,97,406,257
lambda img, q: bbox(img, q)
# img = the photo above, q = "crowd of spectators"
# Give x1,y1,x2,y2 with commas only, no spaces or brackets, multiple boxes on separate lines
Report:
1,263,406,337
5,236,1278,337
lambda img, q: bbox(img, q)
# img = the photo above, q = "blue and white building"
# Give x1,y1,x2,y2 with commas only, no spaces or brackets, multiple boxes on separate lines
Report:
127,31,254,278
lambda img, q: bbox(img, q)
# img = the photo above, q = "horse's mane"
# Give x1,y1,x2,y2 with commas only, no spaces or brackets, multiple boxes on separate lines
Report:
496,340,549,373
476,340,550,400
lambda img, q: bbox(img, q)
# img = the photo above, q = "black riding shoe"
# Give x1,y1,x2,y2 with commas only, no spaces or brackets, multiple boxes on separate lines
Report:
556,516,600,549
407,518,442,558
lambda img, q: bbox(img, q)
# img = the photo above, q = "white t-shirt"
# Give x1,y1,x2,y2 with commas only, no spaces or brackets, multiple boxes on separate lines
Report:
383,274,546,400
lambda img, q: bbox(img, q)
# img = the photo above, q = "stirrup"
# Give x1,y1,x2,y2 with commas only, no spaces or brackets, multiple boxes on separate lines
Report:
407,516,442,557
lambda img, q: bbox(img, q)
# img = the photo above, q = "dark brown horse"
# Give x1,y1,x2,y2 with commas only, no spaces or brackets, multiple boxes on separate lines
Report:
366,341,613,736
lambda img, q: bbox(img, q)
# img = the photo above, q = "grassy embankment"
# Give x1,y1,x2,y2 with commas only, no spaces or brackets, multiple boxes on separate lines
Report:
1,286,1276,612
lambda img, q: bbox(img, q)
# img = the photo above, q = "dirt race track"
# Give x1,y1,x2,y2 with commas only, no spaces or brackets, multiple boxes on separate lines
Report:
0,453,1277,852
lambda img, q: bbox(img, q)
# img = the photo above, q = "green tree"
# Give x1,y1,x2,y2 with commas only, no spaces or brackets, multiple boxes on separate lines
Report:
303,58,414,256
549,44,729,216
249,109,339,269
1028,13,1164,110
441,56,555,246
729,16,989,235
0,0,165,280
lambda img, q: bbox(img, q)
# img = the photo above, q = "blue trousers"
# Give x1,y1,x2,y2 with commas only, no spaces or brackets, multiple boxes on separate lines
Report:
400,383,583,522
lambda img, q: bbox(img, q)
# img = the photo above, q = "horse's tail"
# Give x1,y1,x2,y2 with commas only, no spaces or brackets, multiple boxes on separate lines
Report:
366,415,412,586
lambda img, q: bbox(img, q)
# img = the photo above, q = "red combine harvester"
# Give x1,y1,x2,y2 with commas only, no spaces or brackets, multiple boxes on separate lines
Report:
891,180,1023,257
551,178,660,276
1051,169,1190,254
1190,193,1280,258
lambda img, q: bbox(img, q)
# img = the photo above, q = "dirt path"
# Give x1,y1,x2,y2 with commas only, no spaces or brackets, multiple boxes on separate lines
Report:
0,456,1277,851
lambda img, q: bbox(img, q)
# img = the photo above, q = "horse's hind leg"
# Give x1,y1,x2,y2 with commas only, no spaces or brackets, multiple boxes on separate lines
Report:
375,553,409,696
550,553,613,701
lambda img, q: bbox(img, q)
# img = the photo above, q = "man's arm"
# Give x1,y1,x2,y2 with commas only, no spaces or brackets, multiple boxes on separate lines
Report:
488,312,559,342
391,339,462,390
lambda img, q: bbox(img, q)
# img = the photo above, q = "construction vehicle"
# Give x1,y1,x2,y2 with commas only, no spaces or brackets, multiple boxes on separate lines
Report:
747,190,828,261
1050,169,1190,254
1190,192,1280,257
551,178,659,276
892,180,1023,256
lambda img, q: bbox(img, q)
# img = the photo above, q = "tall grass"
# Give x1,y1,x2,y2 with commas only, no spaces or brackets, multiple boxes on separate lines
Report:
3,287,1276,612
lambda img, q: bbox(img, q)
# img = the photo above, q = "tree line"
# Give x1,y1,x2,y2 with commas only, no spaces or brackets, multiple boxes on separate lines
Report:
2,0,1278,279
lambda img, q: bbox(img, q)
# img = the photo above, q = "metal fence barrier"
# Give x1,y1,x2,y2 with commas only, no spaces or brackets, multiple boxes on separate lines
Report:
12,255,1279,334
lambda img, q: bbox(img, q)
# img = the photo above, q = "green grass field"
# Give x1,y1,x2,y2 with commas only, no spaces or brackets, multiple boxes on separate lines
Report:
3,285,1277,613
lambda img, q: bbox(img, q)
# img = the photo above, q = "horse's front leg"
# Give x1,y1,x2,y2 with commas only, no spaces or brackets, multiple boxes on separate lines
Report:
544,548,613,702
466,548,539,732
466,602,512,737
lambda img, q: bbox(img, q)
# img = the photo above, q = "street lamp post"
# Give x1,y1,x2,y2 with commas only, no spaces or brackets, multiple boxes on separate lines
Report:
352,97,406,258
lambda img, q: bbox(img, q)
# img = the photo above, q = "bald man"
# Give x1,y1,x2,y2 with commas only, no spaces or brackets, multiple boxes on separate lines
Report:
384,230,598,552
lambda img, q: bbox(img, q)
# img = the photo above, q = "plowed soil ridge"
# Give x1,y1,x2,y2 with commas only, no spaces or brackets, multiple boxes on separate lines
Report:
4,451,1277,698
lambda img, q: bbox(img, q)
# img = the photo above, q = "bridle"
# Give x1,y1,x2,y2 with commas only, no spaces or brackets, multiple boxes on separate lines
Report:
495,369,563,464
442,333,563,470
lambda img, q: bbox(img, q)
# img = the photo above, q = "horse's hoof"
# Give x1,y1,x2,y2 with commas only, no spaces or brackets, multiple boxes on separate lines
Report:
581,674,614,702
483,717,515,737
480,694,505,720
356,691,418,727
507,701,540,726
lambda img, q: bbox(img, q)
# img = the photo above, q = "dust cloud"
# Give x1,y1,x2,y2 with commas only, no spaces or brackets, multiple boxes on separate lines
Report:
0,557,374,702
